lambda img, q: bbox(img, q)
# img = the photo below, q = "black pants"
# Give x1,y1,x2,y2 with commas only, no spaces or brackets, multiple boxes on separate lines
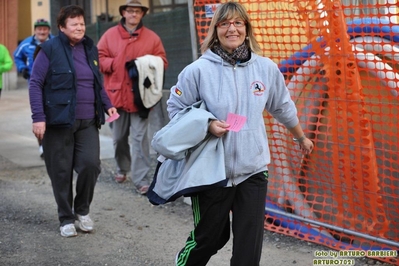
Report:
176,171,268,266
43,119,101,226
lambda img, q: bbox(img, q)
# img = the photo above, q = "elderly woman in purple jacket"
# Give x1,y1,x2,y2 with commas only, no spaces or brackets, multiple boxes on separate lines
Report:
29,5,117,238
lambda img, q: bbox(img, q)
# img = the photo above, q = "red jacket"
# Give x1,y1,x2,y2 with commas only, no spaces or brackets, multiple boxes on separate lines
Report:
97,21,168,112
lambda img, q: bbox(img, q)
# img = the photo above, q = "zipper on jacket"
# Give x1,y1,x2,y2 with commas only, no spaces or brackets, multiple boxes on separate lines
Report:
234,60,241,70
229,66,240,187
230,136,238,187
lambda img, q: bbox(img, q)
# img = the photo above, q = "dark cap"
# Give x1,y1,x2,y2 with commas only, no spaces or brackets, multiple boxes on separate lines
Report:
34,19,50,28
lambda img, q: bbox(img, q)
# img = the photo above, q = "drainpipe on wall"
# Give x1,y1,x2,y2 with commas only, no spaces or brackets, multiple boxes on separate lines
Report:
188,0,198,61
105,0,109,22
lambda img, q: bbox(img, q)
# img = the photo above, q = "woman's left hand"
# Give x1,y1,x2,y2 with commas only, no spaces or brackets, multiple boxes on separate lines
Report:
107,107,118,116
298,138,313,154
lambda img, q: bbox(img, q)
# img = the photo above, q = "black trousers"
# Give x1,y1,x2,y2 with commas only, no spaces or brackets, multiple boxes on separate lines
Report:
176,171,268,266
43,119,100,226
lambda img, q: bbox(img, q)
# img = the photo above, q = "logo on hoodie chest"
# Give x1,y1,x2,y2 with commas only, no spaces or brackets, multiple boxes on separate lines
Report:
250,81,265,96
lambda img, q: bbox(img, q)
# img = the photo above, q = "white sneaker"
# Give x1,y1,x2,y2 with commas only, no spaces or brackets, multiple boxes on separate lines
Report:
60,223,77,237
76,214,94,232
39,145,44,159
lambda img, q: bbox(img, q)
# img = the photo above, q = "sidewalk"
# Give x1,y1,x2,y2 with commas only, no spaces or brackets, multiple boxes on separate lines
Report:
0,82,113,168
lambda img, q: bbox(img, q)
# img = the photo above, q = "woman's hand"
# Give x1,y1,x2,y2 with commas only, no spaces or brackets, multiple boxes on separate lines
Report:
298,138,314,154
32,122,46,140
107,107,118,116
208,120,230,138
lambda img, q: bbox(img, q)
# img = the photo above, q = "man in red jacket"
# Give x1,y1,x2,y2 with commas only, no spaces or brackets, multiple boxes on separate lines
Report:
97,0,168,194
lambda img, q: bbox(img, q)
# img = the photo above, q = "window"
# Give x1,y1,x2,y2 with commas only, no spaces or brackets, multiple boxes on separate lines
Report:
150,0,188,13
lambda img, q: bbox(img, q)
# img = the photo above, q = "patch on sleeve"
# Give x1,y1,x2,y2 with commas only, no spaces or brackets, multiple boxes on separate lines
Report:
174,87,182,96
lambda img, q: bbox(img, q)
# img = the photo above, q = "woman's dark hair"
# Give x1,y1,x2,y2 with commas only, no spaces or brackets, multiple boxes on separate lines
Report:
57,5,85,29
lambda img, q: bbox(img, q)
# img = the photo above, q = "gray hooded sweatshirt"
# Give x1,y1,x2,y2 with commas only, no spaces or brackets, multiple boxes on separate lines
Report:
167,49,299,186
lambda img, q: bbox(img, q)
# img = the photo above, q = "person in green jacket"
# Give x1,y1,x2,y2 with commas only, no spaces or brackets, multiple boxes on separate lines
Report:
0,44,13,98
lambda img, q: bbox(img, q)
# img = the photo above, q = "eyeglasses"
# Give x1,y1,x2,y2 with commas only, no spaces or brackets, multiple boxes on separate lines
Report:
217,20,246,29
125,9,143,14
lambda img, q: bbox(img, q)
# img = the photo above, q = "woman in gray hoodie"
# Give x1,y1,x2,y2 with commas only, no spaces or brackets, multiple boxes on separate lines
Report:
170,2,314,265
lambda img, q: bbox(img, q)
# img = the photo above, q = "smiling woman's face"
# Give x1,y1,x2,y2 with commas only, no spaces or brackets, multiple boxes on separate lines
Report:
60,16,85,46
216,16,246,53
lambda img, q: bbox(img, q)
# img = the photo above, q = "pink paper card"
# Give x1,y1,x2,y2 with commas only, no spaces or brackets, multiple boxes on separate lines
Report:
106,113,120,123
226,113,247,132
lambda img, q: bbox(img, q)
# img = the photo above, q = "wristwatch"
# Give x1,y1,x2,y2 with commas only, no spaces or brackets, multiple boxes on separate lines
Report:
293,135,306,143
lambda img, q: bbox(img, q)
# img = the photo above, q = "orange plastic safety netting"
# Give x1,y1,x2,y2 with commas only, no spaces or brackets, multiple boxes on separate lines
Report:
194,0,399,264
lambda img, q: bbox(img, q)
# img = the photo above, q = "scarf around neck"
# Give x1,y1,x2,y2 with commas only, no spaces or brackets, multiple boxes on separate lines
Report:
212,42,250,65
